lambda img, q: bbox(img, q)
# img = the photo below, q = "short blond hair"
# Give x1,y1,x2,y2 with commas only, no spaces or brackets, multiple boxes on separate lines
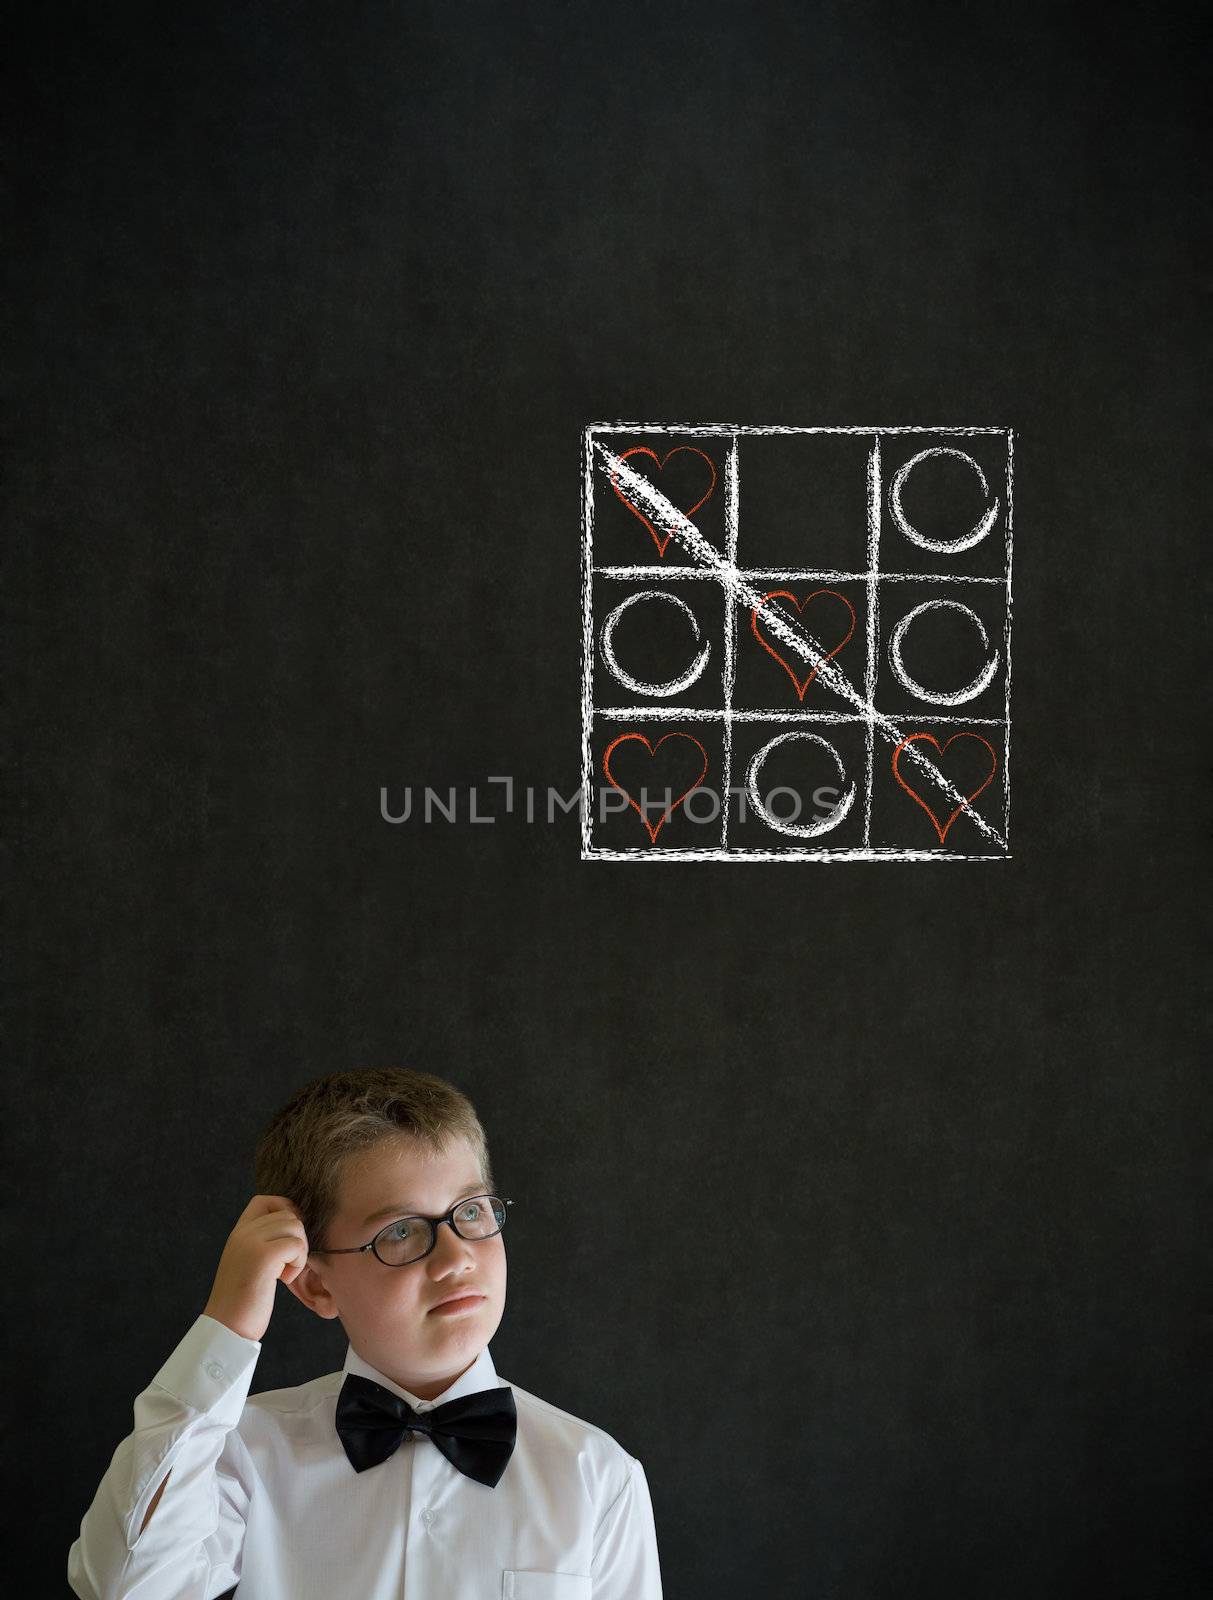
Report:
253,1067,494,1250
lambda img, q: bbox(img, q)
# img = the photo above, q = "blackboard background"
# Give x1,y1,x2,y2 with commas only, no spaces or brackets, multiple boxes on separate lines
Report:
11,3,1209,1595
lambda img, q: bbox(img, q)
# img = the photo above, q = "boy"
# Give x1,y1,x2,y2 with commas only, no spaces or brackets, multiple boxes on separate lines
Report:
68,1068,663,1598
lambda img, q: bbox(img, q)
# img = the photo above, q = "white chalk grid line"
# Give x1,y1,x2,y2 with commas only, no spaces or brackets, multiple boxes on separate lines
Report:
580,424,1014,863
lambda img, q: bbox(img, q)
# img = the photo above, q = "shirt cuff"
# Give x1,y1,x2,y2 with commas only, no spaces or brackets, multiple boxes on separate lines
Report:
150,1313,262,1423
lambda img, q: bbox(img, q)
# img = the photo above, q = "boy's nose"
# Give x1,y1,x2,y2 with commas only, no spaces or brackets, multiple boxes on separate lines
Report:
428,1219,476,1270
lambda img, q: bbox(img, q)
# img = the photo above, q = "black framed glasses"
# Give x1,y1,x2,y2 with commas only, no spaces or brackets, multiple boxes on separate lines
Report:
310,1195,512,1267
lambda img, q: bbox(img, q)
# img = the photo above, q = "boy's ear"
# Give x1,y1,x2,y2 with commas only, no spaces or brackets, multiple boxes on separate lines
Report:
283,1261,342,1320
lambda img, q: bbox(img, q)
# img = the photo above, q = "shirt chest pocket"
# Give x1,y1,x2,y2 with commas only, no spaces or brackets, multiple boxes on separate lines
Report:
501,1572,592,1599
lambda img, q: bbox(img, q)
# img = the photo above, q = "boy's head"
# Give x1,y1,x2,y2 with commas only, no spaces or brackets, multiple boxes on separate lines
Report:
254,1067,506,1399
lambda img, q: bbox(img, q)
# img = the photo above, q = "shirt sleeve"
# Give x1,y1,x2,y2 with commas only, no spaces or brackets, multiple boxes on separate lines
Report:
67,1314,261,1600
591,1455,663,1599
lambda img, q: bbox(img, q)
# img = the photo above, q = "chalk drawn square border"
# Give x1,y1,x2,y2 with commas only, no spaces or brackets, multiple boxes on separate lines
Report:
580,423,1014,863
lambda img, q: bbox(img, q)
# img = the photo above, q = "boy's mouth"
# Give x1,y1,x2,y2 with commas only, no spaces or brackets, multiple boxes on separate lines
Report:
428,1291,485,1316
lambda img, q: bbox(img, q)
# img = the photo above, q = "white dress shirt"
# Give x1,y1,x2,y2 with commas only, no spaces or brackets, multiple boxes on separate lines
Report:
68,1314,662,1599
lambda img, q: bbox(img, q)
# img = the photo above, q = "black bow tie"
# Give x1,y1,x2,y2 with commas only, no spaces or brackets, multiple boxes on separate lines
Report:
335,1372,517,1488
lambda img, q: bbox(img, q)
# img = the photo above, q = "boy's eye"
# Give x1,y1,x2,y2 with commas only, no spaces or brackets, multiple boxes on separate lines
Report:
455,1199,483,1223
383,1218,426,1243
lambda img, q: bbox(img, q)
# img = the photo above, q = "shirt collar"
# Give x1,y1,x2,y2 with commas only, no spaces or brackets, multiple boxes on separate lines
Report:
342,1341,499,1410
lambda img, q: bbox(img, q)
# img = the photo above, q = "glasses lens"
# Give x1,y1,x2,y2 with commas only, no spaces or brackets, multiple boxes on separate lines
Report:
374,1216,432,1266
452,1195,507,1240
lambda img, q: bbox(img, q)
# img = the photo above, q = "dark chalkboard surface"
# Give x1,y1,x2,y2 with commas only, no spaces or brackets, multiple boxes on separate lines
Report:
12,3,1208,1595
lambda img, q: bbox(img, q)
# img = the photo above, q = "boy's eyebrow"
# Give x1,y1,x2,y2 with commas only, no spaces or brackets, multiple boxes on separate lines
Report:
362,1183,486,1226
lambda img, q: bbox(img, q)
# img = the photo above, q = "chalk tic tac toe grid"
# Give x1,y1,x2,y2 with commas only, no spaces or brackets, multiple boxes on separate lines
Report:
580,424,1014,861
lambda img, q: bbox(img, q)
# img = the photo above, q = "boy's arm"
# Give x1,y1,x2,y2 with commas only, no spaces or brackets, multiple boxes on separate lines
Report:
591,1456,663,1600
68,1194,308,1600
67,1314,259,1600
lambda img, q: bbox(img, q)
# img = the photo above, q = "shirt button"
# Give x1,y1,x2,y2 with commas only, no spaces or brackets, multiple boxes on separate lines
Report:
205,1361,226,1380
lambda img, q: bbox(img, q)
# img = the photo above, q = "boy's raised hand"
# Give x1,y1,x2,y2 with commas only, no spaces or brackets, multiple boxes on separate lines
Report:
203,1194,310,1343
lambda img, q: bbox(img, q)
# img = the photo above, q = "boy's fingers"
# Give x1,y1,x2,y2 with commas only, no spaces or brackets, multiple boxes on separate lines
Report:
238,1194,301,1222
249,1212,307,1238
236,1212,306,1244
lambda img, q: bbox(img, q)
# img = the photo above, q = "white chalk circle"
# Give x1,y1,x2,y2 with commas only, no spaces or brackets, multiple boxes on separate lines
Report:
889,446,999,554
746,732,855,839
888,598,999,706
600,590,711,698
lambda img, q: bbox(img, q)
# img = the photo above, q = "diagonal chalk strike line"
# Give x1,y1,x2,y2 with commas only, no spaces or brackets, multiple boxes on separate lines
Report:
596,442,1006,850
